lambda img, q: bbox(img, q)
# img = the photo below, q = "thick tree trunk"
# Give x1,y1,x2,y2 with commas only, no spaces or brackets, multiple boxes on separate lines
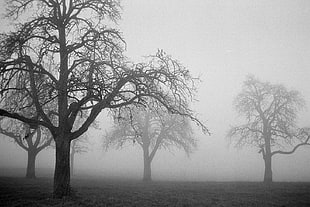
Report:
143,147,152,182
263,128,273,184
263,154,272,183
26,150,37,179
143,158,152,182
53,136,71,198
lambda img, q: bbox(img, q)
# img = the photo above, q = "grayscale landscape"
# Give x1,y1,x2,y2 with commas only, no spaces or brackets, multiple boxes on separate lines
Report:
0,0,310,206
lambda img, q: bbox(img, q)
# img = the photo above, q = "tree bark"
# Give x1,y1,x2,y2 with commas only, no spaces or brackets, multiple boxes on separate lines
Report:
143,147,152,182
53,136,71,198
262,123,273,184
26,150,37,179
263,134,273,183
263,153,272,183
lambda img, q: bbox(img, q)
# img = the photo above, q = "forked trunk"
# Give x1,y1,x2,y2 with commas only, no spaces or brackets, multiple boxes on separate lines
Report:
264,153,272,183
143,147,152,182
26,150,37,179
53,136,71,198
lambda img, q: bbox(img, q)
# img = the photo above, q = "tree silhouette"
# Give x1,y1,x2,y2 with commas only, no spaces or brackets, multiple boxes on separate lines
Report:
0,0,207,198
0,118,52,178
105,106,197,181
228,76,310,183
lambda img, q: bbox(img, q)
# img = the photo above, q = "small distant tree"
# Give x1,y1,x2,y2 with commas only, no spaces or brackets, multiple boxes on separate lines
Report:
0,118,52,178
70,135,89,177
105,106,197,181
228,76,310,183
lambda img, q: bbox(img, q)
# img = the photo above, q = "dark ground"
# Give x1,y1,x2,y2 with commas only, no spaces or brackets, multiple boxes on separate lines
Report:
0,176,310,207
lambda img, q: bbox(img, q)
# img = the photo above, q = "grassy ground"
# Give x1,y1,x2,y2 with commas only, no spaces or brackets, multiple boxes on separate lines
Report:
0,176,310,207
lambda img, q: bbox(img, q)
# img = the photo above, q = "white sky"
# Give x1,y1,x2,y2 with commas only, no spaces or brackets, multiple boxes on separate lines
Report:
0,0,310,182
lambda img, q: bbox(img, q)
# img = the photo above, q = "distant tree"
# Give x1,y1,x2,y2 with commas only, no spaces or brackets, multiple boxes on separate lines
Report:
69,116,98,177
70,135,89,177
0,118,52,178
105,106,197,181
0,88,53,178
228,76,310,183
0,0,207,197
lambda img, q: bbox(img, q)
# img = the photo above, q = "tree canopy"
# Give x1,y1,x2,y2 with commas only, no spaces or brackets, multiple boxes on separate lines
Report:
0,0,206,139
106,106,197,154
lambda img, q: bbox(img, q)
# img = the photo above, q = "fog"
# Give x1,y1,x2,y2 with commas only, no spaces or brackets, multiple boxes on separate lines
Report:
0,0,310,182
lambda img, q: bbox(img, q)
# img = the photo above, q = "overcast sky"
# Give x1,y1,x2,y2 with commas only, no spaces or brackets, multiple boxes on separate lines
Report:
0,0,310,182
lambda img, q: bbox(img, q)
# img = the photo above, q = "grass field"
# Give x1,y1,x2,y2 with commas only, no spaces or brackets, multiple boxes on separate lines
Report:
1,176,310,207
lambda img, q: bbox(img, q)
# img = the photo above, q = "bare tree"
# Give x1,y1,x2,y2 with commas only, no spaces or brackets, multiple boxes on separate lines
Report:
105,106,197,181
0,0,207,198
0,118,52,178
228,76,310,183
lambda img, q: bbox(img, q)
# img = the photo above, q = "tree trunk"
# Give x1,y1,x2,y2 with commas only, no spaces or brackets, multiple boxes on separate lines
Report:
143,147,152,182
53,136,71,198
263,128,273,184
263,153,272,183
26,150,37,179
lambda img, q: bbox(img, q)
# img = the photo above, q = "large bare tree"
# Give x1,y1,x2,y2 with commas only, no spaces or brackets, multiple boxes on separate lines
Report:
0,0,207,197
105,106,197,181
0,118,52,178
228,76,310,183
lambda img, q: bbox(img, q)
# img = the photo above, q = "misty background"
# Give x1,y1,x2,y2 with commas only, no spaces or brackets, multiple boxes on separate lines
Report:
0,0,310,182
